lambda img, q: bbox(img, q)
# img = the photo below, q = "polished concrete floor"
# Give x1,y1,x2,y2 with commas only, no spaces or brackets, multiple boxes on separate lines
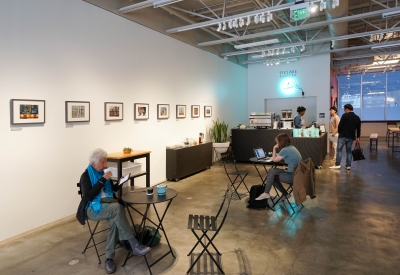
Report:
1,138,400,275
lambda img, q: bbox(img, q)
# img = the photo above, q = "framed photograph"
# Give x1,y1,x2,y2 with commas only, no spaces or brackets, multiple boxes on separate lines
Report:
11,99,45,124
320,124,326,133
204,106,212,117
134,103,149,120
157,104,170,119
191,105,200,118
105,102,123,121
176,105,186,119
66,101,90,123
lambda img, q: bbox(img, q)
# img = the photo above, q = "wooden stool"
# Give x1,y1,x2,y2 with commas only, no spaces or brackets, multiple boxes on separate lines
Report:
370,133,378,150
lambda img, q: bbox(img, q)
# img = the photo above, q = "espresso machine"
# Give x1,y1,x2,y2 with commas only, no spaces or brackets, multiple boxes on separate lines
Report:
249,112,276,128
280,109,293,129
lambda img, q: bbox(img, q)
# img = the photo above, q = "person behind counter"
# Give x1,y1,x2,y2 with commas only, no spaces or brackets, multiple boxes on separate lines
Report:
329,106,340,160
76,148,151,274
294,106,306,128
255,133,302,201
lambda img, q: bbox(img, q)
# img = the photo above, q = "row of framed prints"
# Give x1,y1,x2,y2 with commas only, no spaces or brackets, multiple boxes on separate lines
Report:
10,99,213,125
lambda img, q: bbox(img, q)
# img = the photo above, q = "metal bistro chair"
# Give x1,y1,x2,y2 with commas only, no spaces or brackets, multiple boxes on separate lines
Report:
220,149,250,200
273,158,315,213
186,183,234,275
77,182,109,264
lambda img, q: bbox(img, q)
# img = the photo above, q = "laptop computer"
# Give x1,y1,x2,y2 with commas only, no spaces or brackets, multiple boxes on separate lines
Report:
253,147,270,160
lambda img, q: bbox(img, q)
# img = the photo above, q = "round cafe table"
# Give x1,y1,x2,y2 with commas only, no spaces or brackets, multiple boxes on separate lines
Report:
121,188,178,274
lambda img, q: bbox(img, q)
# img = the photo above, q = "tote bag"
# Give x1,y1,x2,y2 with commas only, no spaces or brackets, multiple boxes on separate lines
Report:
352,142,366,161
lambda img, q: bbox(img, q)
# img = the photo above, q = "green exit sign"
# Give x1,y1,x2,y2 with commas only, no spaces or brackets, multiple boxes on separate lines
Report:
290,3,310,22
293,8,308,21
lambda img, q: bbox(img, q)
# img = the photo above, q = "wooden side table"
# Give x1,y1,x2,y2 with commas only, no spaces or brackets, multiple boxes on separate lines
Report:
107,150,151,196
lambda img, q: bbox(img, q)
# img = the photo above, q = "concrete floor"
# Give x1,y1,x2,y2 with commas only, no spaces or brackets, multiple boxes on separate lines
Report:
1,138,400,275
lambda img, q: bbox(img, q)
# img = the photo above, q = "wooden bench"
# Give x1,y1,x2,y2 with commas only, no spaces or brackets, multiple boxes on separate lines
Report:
370,133,378,150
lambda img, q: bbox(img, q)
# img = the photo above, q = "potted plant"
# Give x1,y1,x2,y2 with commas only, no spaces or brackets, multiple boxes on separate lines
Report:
123,147,132,154
209,119,230,153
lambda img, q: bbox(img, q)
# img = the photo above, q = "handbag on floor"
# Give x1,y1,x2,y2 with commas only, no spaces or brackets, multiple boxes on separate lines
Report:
352,142,365,161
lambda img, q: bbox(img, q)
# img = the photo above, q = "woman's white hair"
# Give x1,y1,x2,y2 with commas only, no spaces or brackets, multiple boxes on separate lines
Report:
89,148,107,164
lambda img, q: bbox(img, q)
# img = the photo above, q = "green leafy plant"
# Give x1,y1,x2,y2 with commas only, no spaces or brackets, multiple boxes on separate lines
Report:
123,147,132,151
209,119,229,143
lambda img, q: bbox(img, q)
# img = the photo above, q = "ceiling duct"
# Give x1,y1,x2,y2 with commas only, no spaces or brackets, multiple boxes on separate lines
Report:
325,0,349,57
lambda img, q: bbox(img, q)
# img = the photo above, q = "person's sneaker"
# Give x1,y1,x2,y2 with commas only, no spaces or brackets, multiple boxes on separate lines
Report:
346,166,351,170
329,165,341,169
255,193,270,200
277,194,291,203
132,244,151,256
105,258,116,274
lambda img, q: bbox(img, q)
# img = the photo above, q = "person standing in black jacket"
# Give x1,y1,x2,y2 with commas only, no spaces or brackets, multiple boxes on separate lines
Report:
329,104,361,170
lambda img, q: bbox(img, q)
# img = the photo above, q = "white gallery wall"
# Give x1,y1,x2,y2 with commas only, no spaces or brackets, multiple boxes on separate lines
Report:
0,0,247,242
247,53,331,127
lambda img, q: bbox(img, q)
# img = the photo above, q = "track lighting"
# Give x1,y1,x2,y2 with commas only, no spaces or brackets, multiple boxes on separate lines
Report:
246,16,251,26
260,13,266,23
222,22,226,31
228,20,233,29
370,35,373,42
301,45,306,52
239,18,244,27
254,14,260,24
320,1,326,11
217,22,221,32
267,12,272,22
332,0,339,9
291,47,295,53
233,19,238,28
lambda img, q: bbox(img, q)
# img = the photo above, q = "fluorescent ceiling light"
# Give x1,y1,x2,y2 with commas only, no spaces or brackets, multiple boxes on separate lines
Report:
118,1,154,13
153,0,183,8
234,38,279,49
371,42,400,49
382,10,400,18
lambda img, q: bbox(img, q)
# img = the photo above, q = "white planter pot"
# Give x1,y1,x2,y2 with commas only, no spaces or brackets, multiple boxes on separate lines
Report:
213,142,230,153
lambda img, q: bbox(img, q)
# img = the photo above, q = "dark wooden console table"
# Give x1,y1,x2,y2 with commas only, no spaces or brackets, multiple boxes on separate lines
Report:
166,142,212,181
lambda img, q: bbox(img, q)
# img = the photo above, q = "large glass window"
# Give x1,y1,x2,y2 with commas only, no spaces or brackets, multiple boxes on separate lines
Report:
338,71,400,120
361,73,385,120
338,74,361,118
386,71,400,120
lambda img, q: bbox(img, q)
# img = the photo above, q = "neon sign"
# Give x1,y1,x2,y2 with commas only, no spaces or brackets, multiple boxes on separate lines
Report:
280,78,297,95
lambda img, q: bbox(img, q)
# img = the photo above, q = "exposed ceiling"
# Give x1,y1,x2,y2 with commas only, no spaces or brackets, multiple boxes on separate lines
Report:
84,0,400,74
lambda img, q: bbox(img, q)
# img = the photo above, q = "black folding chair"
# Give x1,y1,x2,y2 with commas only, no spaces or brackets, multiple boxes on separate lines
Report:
186,183,234,274
273,158,315,213
220,150,250,200
77,182,108,264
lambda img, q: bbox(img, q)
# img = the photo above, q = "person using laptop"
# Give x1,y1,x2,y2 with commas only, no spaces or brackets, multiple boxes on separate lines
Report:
256,133,302,201
76,148,151,274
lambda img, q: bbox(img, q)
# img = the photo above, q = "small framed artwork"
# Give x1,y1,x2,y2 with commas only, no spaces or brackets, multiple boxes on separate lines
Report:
65,101,90,123
11,99,45,124
176,105,186,119
134,103,149,120
105,102,123,121
320,124,326,133
157,104,170,119
204,106,212,117
191,105,200,118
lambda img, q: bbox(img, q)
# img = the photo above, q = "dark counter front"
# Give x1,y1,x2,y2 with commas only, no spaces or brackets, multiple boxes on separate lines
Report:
231,129,327,167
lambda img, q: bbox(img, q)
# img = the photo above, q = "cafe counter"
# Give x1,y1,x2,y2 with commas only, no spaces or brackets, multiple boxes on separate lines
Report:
231,128,327,167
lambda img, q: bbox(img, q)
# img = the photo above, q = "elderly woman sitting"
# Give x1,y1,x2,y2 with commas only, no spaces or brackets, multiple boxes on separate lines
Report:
76,148,150,274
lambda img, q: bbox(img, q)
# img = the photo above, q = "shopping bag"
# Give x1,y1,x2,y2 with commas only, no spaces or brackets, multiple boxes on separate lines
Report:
352,142,365,161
